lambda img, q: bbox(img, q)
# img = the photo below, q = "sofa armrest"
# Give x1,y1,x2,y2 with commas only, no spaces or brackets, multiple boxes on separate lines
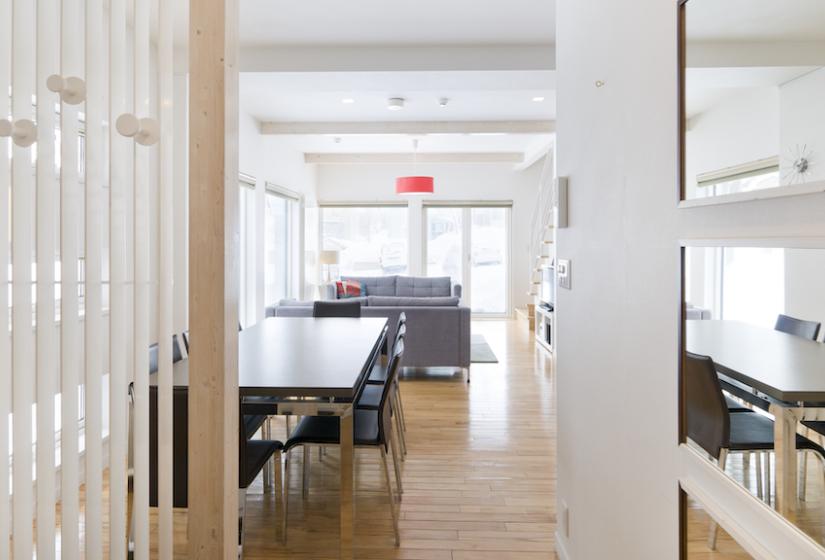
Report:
452,283,463,298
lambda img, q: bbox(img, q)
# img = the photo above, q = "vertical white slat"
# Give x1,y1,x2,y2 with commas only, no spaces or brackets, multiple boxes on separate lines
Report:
58,0,83,557
132,0,151,556
36,0,60,557
157,0,175,555
0,0,12,555
11,0,36,558
108,0,129,555
84,0,105,554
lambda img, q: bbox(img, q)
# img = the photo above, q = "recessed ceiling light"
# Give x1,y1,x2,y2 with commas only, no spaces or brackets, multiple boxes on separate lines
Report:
341,98,355,104
439,97,450,108
387,97,406,111
532,96,546,102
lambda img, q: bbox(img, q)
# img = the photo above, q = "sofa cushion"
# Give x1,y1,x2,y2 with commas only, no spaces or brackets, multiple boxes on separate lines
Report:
278,299,314,307
367,295,459,307
341,275,397,297
335,279,363,298
396,276,452,297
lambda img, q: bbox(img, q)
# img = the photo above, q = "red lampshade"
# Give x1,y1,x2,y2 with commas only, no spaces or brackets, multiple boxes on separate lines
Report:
395,176,434,196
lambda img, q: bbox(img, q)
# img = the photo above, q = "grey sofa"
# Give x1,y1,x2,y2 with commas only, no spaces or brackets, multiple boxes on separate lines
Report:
267,275,471,373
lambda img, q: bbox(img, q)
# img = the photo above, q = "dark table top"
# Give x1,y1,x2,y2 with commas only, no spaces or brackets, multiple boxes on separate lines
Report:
686,320,825,404
151,317,388,400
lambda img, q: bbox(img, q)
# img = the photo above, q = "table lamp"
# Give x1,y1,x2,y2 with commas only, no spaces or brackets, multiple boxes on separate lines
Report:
319,250,340,283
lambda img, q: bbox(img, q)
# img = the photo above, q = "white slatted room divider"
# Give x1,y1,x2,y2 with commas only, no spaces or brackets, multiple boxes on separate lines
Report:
0,0,182,557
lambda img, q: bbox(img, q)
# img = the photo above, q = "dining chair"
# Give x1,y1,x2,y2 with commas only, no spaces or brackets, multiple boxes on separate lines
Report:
182,330,189,352
238,415,286,550
361,322,408,462
685,352,825,549
313,299,362,318
283,338,406,545
775,314,821,341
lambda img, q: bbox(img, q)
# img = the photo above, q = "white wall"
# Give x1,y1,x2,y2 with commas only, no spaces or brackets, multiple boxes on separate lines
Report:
238,108,318,322
780,68,825,184
685,87,779,198
315,160,545,312
555,0,680,558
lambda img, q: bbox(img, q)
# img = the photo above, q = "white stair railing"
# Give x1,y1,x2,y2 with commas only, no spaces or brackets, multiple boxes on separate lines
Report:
527,151,556,295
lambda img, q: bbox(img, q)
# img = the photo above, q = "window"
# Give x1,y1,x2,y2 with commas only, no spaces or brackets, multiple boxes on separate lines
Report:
320,205,408,277
264,186,300,305
696,157,780,198
239,177,256,327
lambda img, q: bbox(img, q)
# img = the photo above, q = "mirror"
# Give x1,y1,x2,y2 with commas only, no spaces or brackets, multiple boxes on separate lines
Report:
681,0,825,200
682,246,825,548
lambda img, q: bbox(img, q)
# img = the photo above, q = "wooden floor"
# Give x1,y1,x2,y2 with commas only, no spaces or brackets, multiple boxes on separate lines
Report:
145,319,556,558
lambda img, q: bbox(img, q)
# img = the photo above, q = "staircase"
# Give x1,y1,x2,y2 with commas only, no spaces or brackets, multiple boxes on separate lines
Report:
527,151,556,297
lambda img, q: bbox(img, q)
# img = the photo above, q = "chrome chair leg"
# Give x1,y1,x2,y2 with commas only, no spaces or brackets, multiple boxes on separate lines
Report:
708,449,728,550
380,446,400,546
302,445,311,499
389,432,403,497
395,380,407,433
755,452,763,500
282,449,290,544
263,418,272,492
765,453,771,506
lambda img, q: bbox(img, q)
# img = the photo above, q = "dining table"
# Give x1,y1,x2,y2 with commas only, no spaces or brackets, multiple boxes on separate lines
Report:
686,319,825,518
152,316,388,559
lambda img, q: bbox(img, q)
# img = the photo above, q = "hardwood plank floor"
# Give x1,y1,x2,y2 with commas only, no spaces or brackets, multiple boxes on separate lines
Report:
239,319,557,559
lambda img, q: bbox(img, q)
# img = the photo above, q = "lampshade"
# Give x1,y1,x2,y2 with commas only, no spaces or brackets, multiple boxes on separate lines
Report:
396,176,434,196
319,250,340,265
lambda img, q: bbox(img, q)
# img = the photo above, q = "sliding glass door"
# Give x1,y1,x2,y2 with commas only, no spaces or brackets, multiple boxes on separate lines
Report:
425,205,510,316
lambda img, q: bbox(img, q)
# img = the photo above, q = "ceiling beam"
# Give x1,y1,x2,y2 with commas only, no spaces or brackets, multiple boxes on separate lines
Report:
240,44,556,73
687,40,825,68
261,120,556,135
305,152,525,165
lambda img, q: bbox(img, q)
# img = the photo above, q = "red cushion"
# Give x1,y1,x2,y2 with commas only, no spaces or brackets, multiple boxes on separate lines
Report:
336,280,362,299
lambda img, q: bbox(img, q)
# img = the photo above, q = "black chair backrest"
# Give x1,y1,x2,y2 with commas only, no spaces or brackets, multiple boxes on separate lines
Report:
149,336,184,374
150,386,189,507
684,352,730,460
392,323,406,355
377,338,404,445
313,300,362,318
182,330,190,352
149,343,159,374
775,314,821,341
396,311,406,332
172,334,184,363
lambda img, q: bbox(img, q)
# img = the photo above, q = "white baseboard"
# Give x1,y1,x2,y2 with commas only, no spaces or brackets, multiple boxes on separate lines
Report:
555,531,571,560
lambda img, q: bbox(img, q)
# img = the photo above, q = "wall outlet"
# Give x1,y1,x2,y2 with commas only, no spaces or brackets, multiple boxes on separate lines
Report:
558,259,571,290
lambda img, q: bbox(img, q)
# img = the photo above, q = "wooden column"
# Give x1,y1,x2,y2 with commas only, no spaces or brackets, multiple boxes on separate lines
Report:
188,0,240,558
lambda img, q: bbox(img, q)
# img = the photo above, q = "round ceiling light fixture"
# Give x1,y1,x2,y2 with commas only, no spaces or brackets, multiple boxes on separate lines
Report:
439,97,450,108
387,97,406,111
341,97,355,104
532,96,546,102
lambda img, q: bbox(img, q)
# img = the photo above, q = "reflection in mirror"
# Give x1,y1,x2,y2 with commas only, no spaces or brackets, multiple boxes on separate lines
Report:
686,493,754,558
682,0,825,200
684,246,825,548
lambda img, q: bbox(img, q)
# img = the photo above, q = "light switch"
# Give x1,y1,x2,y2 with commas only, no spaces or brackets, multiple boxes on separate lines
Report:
558,259,571,290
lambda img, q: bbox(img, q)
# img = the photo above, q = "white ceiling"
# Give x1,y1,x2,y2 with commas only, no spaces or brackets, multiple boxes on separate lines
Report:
240,71,556,123
686,0,825,42
282,133,554,155
686,66,818,117
239,0,556,47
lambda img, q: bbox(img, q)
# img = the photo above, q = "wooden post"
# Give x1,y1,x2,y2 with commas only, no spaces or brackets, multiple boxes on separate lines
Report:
188,0,240,558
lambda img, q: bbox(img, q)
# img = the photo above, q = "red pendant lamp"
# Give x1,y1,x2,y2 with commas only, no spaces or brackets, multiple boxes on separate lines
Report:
396,139,434,196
